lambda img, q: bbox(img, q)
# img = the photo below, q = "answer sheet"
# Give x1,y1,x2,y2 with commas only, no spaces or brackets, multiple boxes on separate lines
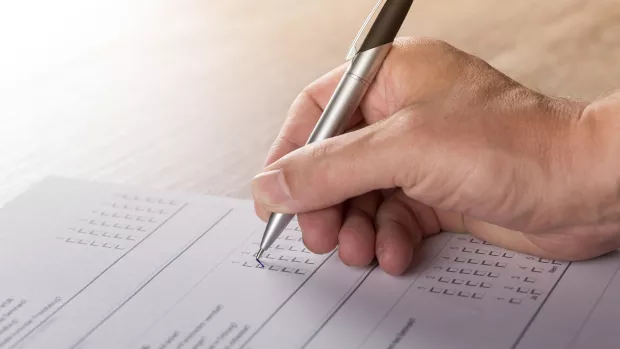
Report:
1,177,619,349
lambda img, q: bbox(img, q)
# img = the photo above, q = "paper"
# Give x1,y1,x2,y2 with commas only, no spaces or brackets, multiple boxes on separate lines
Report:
1,177,620,349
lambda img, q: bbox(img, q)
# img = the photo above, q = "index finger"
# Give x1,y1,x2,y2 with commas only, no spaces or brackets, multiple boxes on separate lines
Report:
254,65,365,254
254,64,362,222
263,64,364,168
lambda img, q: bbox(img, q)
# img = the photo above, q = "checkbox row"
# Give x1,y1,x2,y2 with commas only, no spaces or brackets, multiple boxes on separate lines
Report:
446,267,500,278
438,277,492,288
461,247,514,258
454,257,507,268
430,287,484,299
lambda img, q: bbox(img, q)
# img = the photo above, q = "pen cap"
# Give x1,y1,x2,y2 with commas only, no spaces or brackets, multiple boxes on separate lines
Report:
359,0,413,52
346,0,413,60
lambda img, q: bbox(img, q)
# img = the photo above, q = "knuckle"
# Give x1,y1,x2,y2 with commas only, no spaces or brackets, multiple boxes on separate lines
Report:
377,197,414,228
289,88,313,113
419,37,451,52
309,139,334,160
397,36,457,56
266,136,296,161
308,140,338,183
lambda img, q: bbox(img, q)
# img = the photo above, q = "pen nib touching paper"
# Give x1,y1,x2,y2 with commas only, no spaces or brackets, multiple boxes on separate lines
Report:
256,259,265,268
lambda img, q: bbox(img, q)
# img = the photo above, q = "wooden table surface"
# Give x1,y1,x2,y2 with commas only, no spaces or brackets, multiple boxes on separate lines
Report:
1,0,619,206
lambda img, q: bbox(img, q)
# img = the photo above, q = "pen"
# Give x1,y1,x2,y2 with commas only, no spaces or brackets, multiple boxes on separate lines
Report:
256,0,414,260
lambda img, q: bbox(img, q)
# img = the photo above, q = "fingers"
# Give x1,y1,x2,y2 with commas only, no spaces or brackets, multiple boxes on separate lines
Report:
264,64,364,167
374,192,420,275
252,110,417,215
298,205,343,255
374,190,441,275
255,199,345,255
254,65,364,220
337,191,383,266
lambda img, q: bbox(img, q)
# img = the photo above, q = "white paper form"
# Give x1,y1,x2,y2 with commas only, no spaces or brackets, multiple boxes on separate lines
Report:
1,177,620,349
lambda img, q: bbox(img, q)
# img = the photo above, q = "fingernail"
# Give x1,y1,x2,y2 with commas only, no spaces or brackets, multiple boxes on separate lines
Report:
252,169,292,206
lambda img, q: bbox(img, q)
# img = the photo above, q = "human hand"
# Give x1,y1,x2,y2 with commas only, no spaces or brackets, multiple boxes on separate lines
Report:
252,37,620,275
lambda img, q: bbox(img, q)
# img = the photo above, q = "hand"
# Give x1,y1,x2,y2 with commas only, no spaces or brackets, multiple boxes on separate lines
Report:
252,37,620,275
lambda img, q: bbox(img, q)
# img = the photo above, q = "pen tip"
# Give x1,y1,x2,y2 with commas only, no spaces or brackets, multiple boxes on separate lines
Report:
256,248,265,260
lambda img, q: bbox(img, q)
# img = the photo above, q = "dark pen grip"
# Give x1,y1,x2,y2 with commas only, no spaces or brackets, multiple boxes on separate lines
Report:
358,0,413,52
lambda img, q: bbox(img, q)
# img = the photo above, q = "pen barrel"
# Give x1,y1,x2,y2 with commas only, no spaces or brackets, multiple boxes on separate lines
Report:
259,45,391,254
306,43,392,144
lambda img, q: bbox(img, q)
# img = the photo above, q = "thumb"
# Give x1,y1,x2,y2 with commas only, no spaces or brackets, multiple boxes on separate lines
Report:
251,114,418,214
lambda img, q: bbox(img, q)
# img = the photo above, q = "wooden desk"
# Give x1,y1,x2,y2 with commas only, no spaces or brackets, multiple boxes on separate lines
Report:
1,0,618,205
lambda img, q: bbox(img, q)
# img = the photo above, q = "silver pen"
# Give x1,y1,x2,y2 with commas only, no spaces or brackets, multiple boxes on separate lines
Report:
256,0,414,260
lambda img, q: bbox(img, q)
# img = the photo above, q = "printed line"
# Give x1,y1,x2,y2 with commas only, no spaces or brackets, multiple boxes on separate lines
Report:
70,209,234,349
121,210,260,348
566,262,620,349
7,202,188,349
301,262,379,348
355,234,452,349
510,261,573,349
239,249,338,348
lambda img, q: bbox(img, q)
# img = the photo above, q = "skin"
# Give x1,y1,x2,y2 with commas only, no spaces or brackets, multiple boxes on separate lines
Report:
251,37,620,276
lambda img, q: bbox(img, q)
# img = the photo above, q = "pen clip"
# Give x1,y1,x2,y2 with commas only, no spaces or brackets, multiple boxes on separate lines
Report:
345,0,387,61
